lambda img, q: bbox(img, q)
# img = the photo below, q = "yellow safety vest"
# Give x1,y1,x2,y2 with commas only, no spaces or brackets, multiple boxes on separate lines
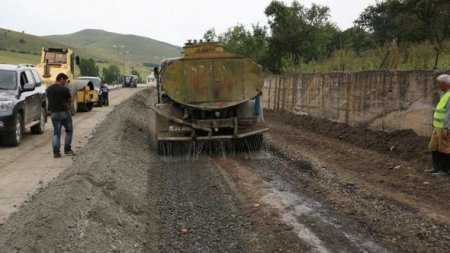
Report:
433,91,450,128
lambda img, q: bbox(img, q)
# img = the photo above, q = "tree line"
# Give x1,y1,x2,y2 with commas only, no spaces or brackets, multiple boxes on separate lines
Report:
204,0,449,73
78,58,143,84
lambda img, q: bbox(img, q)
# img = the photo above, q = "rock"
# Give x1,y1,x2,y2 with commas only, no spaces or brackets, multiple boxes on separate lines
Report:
394,165,401,169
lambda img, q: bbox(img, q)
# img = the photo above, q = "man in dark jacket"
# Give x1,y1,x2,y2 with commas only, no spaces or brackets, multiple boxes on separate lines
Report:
46,73,74,158
100,81,109,106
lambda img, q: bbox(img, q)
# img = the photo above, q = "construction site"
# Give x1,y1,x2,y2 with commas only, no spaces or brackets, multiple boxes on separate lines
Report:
0,77,448,251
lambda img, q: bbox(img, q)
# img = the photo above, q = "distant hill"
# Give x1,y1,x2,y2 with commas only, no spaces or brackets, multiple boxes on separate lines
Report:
0,28,111,64
44,29,181,65
0,28,181,67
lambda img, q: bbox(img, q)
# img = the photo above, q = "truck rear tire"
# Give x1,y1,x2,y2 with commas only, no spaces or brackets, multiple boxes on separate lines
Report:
77,103,88,112
86,103,93,111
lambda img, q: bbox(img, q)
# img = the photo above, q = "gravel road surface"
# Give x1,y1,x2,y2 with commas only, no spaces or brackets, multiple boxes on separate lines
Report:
0,87,448,252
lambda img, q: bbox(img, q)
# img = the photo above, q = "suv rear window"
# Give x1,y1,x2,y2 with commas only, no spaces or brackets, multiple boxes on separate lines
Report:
31,69,42,87
22,70,35,86
79,77,100,88
0,70,17,90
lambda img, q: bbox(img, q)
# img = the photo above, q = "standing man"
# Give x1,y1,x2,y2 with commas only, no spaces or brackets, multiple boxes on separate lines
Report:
100,80,109,106
428,74,450,176
46,73,74,158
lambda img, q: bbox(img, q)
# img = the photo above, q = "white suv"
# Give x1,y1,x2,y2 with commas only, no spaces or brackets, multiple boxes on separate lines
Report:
0,64,47,146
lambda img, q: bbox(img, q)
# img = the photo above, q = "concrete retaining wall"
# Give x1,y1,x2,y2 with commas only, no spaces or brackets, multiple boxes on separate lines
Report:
262,70,448,137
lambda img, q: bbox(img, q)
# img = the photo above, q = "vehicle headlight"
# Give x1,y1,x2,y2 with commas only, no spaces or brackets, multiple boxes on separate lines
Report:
0,101,14,112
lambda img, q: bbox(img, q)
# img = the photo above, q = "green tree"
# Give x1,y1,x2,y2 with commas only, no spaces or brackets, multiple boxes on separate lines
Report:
79,58,99,76
338,27,375,55
102,65,121,84
218,24,269,69
408,0,450,68
356,0,449,68
131,69,141,82
219,24,252,55
264,0,333,73
203,28,217,41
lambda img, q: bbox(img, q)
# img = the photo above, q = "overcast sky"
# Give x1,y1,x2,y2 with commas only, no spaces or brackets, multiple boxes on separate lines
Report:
2,0,376,47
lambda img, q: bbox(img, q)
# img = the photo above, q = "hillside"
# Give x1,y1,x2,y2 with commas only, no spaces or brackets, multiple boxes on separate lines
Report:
0,28,113,65
0,28,181,68
0,28,67,56
44,29,181,65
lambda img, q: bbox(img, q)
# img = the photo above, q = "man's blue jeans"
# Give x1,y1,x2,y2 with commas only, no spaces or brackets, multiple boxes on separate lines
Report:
51,111,73,154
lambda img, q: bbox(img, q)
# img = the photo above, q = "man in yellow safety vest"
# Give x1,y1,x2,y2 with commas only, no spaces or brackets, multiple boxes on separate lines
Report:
428,74,450,176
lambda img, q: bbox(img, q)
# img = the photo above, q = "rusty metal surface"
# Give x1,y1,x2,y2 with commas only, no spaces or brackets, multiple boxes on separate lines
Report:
155,41,268,145
161,42,264,110
162,57,263,110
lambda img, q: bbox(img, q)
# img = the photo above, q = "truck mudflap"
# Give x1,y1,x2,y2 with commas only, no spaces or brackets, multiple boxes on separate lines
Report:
151,103,269,142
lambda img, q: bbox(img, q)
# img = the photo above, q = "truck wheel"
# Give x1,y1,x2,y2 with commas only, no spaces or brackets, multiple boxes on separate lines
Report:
3,114,23,146
86,103,93,111
77,103,88,112
31,107,46,134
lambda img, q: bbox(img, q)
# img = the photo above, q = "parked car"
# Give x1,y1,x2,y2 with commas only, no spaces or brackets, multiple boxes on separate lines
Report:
77,76,102,106
0,64,47,146
123,75,138,88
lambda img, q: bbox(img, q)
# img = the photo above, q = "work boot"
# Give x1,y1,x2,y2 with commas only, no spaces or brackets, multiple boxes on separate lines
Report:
64,149,75,156
54,153,61,158
430,151,443,173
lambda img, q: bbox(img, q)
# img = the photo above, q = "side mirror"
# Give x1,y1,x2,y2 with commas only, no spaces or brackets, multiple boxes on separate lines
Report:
22,82,35,91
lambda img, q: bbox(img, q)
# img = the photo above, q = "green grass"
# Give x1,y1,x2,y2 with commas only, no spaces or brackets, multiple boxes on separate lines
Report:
0,50,40,65
0,28,64,55
289,40,450,73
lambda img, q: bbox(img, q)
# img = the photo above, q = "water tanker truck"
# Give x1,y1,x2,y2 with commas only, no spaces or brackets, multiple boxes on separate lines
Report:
152,40,269,155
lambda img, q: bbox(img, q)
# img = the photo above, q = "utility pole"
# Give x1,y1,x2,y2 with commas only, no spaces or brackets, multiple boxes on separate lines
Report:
113,44,124,62
123,51,130,74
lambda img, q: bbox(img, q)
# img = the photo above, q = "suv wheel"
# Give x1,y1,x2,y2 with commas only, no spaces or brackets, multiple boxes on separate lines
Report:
31,106,46,134
3,114,23,146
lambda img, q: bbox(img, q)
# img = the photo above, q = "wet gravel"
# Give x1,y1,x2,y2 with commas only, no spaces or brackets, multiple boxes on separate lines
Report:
157,158,250,252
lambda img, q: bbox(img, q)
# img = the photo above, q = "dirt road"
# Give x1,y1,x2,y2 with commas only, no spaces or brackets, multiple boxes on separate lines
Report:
0,88,448,252
0,86,145,224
